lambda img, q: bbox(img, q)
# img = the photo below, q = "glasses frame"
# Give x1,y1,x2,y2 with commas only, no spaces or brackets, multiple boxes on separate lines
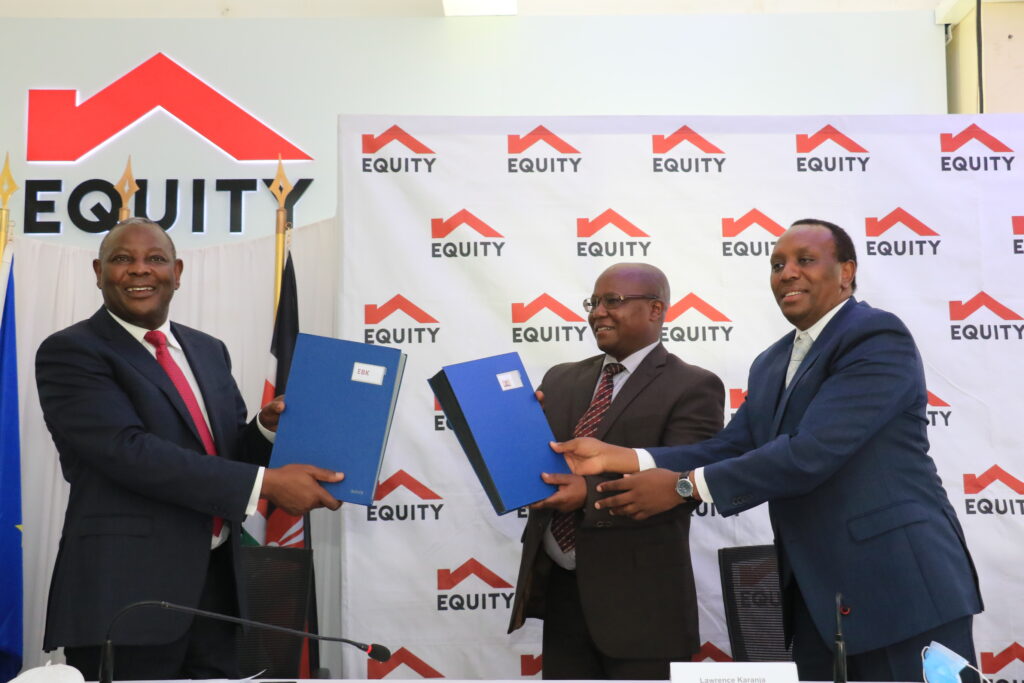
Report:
583,293,660,312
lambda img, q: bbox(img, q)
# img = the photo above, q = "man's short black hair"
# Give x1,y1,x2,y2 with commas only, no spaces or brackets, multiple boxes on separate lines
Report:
98,217,175,260
791,218,857,292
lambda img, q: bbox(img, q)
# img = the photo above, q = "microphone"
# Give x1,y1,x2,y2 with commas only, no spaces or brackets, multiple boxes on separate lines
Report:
833,592,847,683
99,600,390,683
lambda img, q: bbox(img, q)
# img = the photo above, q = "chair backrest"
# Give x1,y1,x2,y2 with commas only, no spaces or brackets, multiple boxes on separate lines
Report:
237,545,314,678
717,544,792,662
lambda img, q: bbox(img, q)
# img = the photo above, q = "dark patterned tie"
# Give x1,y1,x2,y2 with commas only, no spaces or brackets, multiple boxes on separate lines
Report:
551,362,625,553
144,330,223,536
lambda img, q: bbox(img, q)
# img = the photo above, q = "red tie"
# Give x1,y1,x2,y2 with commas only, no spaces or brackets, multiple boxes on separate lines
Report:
143,330,223,536
551,363,625,553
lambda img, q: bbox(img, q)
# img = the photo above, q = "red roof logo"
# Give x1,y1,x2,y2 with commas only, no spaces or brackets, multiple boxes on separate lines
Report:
511,294,585,323
577,209,649,238
729,389,748,410
948,293,1023,321
796,125,868,154
652,125,724,154
691,642,733,663
1013,216,1024,235
431,209,503,238
508,126,579,154
665,294,731,323
940,124,1012,153
963,466,1024,495
362,125,434,154
437,559,513,589
365,295,439,324
375,470,441,501
27,53,310,162
521,655,543,676
865,208,938,237
722,209,786,237
981,643,1024,674
367,647,443,679
926,391,950,407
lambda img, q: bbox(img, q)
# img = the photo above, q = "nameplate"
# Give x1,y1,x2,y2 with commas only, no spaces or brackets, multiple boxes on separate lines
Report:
671,661,798,683
352,361,386,385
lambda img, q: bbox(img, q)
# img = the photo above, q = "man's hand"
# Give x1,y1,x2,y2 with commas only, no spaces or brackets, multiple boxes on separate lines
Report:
550,437,640,475
529,473,586,513
593,468,683,520
258,395,286,432
261,464,344,515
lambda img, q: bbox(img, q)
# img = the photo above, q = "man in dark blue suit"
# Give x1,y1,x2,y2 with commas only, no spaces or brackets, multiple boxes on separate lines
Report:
36,218,344,680
554,220,983,681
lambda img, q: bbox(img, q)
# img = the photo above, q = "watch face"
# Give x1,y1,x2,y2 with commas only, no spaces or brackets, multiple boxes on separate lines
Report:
675,475,694,499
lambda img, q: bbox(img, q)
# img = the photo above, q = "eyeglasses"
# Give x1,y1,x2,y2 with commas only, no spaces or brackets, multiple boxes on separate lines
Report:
583,294,660,312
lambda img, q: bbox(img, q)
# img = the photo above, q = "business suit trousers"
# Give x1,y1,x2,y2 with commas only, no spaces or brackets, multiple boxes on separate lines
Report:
542,564,670,680
65,542,241,680
790,584,978,683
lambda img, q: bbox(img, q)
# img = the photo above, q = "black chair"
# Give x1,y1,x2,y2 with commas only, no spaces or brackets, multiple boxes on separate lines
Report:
237,545,315,678
717,544,792,662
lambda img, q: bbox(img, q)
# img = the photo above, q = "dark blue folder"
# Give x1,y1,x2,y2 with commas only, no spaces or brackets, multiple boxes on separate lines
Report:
429,352,570,515
271,333,406,505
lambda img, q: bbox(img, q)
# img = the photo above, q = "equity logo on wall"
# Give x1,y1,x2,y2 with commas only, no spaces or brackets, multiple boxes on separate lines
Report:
510,294,588,344
721,209,784,257
795,124,869,173
864,208,940,257
692,643,733,663
939,123,1014,172
366,470,444,522
1013,216,1024,255
364,295,440,345
963,466,1024,517
577,209,651,258
433,396,452,432
981,643,1024,676
926,391,952,428
23,52,313,235
430,209,506,258
507,125,581,174
729,388,747,416
948,292,1024,341
367,647,443,679
362,125,436,174
651,125,726,174
436,559,515,612
662,293,734,343
520,655,543,677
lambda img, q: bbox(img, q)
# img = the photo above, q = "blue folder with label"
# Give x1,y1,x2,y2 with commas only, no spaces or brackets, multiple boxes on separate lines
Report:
271,333,406,506
429,352,570,515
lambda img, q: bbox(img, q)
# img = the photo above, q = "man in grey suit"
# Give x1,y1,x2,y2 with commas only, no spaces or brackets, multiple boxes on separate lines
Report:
36,218,343,680
508,263,724,679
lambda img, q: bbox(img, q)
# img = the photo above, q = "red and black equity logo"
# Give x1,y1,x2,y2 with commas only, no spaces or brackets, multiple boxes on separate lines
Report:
361,124,436,174
576,209,652,258
367,647,443,679
948,292,1024,342
651,125,726,174
430,209,506,259
433,396,452,432
864,208,940,257
23,52,313,235
367,470,444,523
720,209,785,257
940,123,1014,172
962,466,1024,517
1012,216,1024,255
926,391,952,428
436,558,515,612
692,642,733,663
507,125,581,174
795,124,870,173
521,655,543,677
729,388,747,415
511,294,589,344
662,293,734,344
364,295,440,345
981,643,1024,676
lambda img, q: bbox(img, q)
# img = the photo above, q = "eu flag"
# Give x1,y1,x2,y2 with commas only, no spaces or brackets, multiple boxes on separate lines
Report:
0,255,22,682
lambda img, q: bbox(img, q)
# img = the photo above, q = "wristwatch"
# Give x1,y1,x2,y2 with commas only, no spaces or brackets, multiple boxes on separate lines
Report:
675,471,695,500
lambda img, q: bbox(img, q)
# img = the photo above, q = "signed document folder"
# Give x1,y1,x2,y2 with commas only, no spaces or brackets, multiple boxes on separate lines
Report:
429,352,570,515
271,333,406,506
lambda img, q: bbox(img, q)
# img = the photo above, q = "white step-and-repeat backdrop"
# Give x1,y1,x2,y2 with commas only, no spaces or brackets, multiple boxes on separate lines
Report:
335,114,1024,679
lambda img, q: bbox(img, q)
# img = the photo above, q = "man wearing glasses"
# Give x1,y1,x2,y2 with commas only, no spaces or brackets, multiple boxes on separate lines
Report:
508,263,725,679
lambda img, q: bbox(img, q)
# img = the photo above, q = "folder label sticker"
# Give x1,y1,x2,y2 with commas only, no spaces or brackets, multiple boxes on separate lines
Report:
352,361,386,385
497,370,523,391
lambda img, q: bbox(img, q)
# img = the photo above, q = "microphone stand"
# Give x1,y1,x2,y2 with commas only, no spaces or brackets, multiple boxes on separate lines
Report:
99,600,390,683
833,592,847,683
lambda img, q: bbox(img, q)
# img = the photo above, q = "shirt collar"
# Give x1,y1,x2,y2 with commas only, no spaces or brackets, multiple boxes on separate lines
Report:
797,298,849,344
105,308,180,350
603,339,660,376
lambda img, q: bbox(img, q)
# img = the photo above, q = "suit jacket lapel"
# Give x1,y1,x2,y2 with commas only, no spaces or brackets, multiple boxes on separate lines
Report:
90,308,203,445
594,344,666,441
568,356,604,432
173,322,228,450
